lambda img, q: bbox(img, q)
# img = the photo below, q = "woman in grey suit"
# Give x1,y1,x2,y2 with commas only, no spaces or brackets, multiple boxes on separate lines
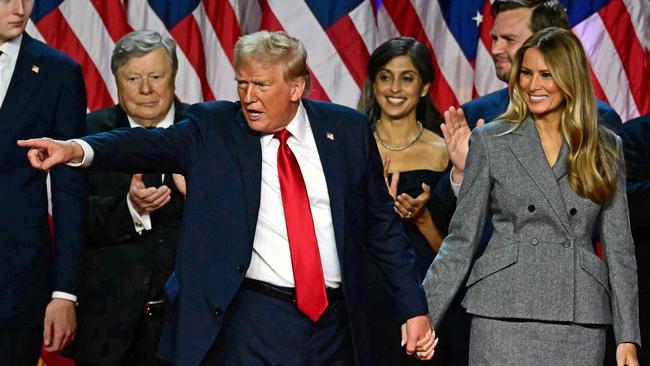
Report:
423,28,640,365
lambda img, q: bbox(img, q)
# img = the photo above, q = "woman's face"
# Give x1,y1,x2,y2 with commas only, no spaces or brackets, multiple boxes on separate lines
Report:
518,47,565,122
373,55,429,121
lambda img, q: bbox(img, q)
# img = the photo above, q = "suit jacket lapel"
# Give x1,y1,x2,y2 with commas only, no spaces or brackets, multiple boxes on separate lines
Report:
229,110,262,241
303,100,345,258
508,117,571,235
0,34,39,121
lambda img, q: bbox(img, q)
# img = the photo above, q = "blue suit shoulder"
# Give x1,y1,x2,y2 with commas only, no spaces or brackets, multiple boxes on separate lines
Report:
302,99,368,127
24,33,80,71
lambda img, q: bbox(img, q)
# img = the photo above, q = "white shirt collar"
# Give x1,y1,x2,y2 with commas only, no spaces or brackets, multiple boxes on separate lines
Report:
260,101,308,147
0,34,22,60
127,103,176,129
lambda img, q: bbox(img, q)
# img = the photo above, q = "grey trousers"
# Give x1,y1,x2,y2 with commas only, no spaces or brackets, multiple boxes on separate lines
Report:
469,316,606,366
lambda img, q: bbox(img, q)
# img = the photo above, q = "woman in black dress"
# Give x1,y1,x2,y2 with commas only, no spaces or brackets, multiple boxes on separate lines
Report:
358,37,457,365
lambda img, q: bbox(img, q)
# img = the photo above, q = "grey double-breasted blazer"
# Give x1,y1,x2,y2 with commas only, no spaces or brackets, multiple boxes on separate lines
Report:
423,117,641,345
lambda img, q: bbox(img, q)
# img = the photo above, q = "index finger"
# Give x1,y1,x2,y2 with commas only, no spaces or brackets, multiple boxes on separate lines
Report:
17,138,51,149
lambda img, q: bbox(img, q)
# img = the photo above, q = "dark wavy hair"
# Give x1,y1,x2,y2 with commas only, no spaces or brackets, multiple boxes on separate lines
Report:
358,37,443,134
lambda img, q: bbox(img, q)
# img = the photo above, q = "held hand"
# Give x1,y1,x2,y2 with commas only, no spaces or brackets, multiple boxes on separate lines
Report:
394,183,431,221
441,107,485,184
43,299,76,352
400,315,436,360
129,174,171,214
172,174,187,197
17,138,84,172
616,343,639,366
382,156,399,200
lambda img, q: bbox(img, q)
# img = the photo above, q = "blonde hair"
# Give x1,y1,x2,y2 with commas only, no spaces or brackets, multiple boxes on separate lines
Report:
500,27,621,204
234,31,311,94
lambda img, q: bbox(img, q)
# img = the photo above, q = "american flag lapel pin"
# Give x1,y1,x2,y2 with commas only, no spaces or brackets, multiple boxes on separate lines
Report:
32,65,40,73
326,132,334,141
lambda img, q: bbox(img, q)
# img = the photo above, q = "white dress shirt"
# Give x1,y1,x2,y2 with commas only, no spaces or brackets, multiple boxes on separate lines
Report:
0,34,22,108
245,102,341,288
125,105,176,234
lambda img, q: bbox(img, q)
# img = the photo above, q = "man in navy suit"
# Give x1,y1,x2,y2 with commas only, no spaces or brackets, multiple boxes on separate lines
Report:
622,114,650,365
0,0,86,364
461,0,622,134
19,31,434,366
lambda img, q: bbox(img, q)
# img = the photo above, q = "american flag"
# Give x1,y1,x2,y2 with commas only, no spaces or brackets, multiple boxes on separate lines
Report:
33,0,647,365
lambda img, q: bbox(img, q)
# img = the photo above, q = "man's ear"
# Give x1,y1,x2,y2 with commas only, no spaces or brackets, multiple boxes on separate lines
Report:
289,77,306,102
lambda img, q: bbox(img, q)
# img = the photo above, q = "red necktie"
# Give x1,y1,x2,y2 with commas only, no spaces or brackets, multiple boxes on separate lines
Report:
274,129,328,322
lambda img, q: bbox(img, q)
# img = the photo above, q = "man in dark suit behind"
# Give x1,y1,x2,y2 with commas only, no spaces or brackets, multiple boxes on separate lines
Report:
0,0,86,364
19,30,436,366
621,114,650,365
65,30,188,366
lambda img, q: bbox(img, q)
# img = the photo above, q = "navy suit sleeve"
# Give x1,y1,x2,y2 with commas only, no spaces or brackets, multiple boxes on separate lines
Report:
49,62,87,294
363,123,429,321
83,102,234,174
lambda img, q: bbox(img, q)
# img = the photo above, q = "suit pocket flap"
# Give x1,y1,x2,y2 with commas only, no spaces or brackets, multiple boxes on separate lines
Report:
579,248,610,294
466,242,518,287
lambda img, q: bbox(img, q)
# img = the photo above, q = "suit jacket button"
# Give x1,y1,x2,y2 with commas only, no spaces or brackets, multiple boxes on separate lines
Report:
569,208,577,216
143,276,150,285
236,265,246,273
527,205,535,212
157,238,164,245
530,238,539,246
215,307,223,316
564,239,573,248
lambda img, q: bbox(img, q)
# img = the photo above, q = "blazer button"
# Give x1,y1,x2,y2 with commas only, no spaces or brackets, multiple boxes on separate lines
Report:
143,276,150,285
569,208,577,216
530,238,539,246
157,238,164,245
214,307,223,317
564,239,573,248
527,205,535,213
236,265,246,273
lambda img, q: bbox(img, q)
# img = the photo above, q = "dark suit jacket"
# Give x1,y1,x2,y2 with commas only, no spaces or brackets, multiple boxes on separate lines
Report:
462,87,624,134
68,102,188,365
621,114,650,361
81,99,428,366
0,33,86,327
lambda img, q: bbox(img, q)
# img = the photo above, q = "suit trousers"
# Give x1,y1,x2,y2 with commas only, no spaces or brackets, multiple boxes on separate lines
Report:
469,316,606,366
0,327,41,366
200,286,353,366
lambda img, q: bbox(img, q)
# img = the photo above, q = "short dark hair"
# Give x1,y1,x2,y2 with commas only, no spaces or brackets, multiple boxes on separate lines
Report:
359,37,443,134
492,0,569,32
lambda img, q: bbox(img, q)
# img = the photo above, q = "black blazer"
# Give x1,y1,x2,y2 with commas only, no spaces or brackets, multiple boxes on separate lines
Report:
0,33,86,327
68,102,188,365
81,99,428,366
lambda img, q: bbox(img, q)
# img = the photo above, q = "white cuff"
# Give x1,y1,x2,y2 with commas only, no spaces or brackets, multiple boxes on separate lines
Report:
127,194,152,234
450,166,462,198
52,291,77,303
66,139,94,167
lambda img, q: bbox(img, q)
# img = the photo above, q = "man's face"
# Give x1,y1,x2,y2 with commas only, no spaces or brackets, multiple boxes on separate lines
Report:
0,0,34,45
490,8,534,82
115,47,175,127
235,59,305,133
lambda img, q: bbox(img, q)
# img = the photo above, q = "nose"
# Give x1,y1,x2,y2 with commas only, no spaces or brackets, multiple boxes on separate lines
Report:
528,74,541,91
12,0,25,15
243,85,257,104
491,38,505,57
389,78,401,93
139,78,152,95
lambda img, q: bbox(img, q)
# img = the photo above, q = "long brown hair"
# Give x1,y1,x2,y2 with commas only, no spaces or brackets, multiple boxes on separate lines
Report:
500,27,621,204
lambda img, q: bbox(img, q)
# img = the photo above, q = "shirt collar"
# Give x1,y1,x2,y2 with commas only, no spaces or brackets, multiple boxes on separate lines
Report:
127,103,176,129
0,34,23,59
260,101,308,147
